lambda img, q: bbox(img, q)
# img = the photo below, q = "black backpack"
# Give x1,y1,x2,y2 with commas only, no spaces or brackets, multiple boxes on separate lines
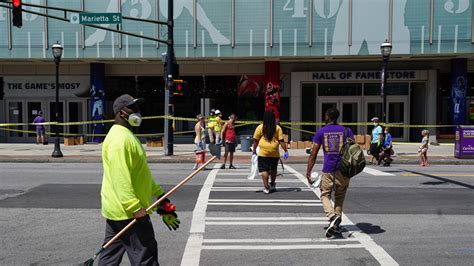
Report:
337,128,366,178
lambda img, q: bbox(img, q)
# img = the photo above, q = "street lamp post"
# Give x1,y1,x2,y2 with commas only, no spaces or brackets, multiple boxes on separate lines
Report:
164,0,175,156
380,40,392,124
51,42,63,158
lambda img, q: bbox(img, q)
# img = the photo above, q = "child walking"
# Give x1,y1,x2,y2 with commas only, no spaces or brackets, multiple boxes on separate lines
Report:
418,129,429,166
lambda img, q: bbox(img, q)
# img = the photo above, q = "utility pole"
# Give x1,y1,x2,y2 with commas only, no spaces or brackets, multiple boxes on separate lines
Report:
164,0,174,156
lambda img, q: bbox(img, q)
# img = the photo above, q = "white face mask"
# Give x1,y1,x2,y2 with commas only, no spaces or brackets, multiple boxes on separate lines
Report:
384,131,388,135
122,110,142,127
373,122,379,126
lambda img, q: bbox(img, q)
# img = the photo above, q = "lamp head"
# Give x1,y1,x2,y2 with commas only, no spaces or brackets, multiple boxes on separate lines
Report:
52,42,63,60
380,40,392,58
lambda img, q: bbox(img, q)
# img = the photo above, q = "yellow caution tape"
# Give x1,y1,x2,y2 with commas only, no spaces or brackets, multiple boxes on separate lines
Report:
0,114,459,129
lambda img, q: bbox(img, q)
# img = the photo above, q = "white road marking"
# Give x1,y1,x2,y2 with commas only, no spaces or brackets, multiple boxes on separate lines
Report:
214,179,300,182
206,217,327,221
217,172,253,176
208,202,322,206
203,238,358,243
206,221,327,225
211,187,312,192
181,164,220,266
363,167,395,176
208,199,320,203
285,165,399,266
202,244,364,250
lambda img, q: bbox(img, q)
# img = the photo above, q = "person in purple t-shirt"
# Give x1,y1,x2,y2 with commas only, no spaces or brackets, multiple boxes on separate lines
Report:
32,111,47,144
306,108,353,238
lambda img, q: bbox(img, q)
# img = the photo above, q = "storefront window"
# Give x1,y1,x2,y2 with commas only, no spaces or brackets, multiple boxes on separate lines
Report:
364,83,409,96
318,83,362,96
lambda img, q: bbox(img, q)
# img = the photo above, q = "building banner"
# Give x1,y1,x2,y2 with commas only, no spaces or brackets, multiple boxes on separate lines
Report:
264,61,281,119
451,59,467,125
90,63,106,143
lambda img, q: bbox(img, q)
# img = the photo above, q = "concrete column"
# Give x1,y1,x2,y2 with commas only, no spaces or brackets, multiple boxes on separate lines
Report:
426,69,438,143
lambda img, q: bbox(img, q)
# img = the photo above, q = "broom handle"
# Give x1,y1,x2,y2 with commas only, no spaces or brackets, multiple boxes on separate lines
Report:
103,156,217,249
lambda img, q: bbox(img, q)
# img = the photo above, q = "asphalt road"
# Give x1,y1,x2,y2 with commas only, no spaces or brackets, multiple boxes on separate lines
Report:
0,163,473,265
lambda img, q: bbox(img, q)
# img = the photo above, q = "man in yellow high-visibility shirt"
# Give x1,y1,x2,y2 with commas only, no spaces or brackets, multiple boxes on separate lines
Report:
214,110,223,145
207,109,216,143
99,94,180,265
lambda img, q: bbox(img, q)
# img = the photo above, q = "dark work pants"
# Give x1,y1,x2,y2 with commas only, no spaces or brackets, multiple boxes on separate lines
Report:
98,215,159,266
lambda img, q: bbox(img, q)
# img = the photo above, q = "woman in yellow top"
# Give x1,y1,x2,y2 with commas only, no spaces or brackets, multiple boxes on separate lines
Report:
252,110,289,194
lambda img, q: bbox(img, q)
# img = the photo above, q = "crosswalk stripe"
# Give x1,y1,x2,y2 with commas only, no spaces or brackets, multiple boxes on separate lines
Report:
205,217,327,221
203,238,359,243
214,179,301,182
208,199,320,203
208,202,322,206
206,221,327,225
212,186,309,190
363,167,396,176
285,165,399,265
201,244,365,250
217,172,251,176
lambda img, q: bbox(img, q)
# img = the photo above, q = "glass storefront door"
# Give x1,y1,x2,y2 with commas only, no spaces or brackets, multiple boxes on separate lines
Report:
49,101,65,135
68,102,83,134
7,101,24,139
27,102,42,137
318,98,361,135
364,98,409,141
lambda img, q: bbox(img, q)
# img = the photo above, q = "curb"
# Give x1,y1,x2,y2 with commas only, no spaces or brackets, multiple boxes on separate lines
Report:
0,156,471,165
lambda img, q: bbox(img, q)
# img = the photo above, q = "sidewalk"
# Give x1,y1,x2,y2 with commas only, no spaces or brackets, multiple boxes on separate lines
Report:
0,142,469,165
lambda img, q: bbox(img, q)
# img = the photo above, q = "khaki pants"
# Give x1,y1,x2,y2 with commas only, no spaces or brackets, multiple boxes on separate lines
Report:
320,171,350,218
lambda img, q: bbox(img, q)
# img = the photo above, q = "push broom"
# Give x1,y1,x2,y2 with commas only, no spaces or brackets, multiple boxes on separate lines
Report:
82,144,221,265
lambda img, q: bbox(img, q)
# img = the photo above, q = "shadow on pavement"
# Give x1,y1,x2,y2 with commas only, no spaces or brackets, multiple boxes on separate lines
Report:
345,223,386,235
404,169,474,189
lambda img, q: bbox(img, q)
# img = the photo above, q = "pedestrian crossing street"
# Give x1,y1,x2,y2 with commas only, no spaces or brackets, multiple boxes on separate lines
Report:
181,165,398,265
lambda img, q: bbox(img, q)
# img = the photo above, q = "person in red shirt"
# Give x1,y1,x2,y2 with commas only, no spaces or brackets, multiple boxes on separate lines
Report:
220,114,237,169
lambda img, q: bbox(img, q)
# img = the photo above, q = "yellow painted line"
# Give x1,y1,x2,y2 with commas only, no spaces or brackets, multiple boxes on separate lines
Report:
402,173,474,177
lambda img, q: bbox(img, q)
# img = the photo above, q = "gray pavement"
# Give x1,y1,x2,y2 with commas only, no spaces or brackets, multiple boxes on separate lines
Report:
1,163,474,265
0,142,466,164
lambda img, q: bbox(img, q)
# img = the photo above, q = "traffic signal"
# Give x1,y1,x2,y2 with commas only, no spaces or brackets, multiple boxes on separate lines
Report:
12,0,22,28
172,80,188,96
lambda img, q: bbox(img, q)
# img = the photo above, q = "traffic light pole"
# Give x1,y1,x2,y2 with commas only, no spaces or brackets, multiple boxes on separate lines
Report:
164,0,174,156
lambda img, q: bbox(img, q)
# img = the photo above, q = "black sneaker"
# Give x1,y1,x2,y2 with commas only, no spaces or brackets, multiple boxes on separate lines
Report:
325,215,342,238
229,165,236,169
220,164,226,169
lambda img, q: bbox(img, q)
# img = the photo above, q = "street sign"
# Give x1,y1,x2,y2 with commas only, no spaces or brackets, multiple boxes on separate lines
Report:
70,12,122,25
